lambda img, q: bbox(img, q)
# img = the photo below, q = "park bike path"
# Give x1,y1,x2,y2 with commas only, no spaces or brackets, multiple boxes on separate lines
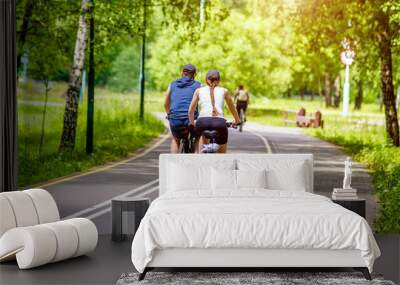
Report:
41,126,267,234
1,121,381,285
244,122,377,224
41,120,377,234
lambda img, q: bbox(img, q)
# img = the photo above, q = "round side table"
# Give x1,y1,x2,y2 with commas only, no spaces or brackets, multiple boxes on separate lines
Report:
111,197,149,242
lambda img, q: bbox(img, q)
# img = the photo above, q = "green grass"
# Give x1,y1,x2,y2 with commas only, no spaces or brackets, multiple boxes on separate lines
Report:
18,81,165,187
308,126,400,233
248,96,384,127
248,96,399,233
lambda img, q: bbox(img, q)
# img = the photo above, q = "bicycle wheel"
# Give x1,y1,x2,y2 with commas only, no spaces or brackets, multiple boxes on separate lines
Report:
239,109,244,132
178,138,186,153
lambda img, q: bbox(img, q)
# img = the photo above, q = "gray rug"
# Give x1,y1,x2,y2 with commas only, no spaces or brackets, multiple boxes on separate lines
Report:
117,272,396,285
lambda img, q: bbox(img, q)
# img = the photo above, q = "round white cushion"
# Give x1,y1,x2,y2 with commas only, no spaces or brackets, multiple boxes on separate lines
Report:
42,221,79,262
0,226,57,269
0,218,98,269
64,218,98,257
24,189,60,223
0,192,39,227
0,196,17,237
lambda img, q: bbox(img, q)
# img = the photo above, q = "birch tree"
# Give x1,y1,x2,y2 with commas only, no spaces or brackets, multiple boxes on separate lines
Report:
59,0,91,150
58,0,204,150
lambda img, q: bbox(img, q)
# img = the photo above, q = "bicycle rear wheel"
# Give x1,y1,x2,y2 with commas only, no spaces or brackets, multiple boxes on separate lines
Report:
179,138,191,153
239,109,244,132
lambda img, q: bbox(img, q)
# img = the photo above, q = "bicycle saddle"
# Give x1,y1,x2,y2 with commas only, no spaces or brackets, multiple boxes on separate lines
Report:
202,130,218,139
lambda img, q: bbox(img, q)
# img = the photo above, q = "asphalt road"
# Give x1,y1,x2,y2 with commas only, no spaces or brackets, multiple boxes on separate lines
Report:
42,126,269,234
2,121,384,285
41,121,376,233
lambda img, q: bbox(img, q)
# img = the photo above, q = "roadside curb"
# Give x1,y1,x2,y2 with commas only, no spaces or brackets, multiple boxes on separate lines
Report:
25,129,169,189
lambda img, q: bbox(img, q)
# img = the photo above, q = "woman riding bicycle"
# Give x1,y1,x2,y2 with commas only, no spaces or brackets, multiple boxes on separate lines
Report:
188,70,241,153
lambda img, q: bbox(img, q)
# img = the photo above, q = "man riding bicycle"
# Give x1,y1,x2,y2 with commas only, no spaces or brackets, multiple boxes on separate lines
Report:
164,64,201,153
234,85,250,122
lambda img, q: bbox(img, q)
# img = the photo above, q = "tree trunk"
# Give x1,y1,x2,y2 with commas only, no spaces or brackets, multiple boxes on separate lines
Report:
59,0,90,150
354,80,363,110
300,89,304,100
333,74,340,108
377,11,399,146
17,0,34,72
39,79,50,156
324,73,332,107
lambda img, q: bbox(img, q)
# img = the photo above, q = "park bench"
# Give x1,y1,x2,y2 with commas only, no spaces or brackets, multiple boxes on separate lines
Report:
282,110,298,126
282,109,324,129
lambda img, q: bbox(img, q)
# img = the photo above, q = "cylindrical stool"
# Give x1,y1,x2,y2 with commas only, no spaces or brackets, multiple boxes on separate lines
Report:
111,197,149,242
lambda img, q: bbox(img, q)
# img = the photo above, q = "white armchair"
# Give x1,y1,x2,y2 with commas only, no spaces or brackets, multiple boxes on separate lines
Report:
0,189,98,269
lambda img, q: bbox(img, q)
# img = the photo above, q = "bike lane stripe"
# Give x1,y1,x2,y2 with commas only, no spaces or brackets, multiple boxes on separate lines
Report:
84,186,159,220
62,179,159,219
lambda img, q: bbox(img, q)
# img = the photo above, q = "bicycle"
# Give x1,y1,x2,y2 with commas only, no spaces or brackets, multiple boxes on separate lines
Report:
200,122,239,153
239,108,245,132
166,115,196,153
235,99,247,132
177,125,197,153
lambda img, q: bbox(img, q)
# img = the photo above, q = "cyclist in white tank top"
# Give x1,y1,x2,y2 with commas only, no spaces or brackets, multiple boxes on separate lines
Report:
188,70,241,153
197,86,225,118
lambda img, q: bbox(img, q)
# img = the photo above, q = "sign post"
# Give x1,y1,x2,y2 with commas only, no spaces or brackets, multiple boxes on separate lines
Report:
139,0,146,121
86,0,95,154
340,39,355,116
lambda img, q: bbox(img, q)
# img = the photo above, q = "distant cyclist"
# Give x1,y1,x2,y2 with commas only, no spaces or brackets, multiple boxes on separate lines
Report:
188,70,240,153
234,85,250,122
165,64,201,153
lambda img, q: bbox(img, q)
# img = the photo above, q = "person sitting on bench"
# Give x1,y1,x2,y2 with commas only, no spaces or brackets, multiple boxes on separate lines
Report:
296,107,307,127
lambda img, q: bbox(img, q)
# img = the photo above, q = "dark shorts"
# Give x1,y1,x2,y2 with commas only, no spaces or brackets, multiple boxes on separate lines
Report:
169,118,199,139
196,117,228,145
236,100,248,114
169,118,190,139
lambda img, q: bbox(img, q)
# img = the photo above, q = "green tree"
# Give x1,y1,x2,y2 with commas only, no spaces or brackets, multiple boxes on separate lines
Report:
108,45,141,93
59,0,207,150
59,0,92,150
149,0,293,97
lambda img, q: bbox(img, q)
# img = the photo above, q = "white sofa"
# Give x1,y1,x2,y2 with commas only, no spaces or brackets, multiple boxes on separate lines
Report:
0,189,98,269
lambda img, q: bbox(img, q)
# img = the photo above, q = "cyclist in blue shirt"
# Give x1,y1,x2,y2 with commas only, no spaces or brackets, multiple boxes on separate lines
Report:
165,64,201,153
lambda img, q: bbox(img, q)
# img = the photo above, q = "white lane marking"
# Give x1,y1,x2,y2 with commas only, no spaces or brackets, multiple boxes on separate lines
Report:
136,186,159,198
84,207,113,220
36,133,169,189
63,179,159,219
248,131,272,153
85,186,159,220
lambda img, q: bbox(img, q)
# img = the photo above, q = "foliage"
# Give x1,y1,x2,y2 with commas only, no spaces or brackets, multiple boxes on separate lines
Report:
106,45,141,93
310,128,400,233
14,0,400,223
247,96,385,127
18,83,165,186
246,96,399,232
148,1,294,96
16,0,78,80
